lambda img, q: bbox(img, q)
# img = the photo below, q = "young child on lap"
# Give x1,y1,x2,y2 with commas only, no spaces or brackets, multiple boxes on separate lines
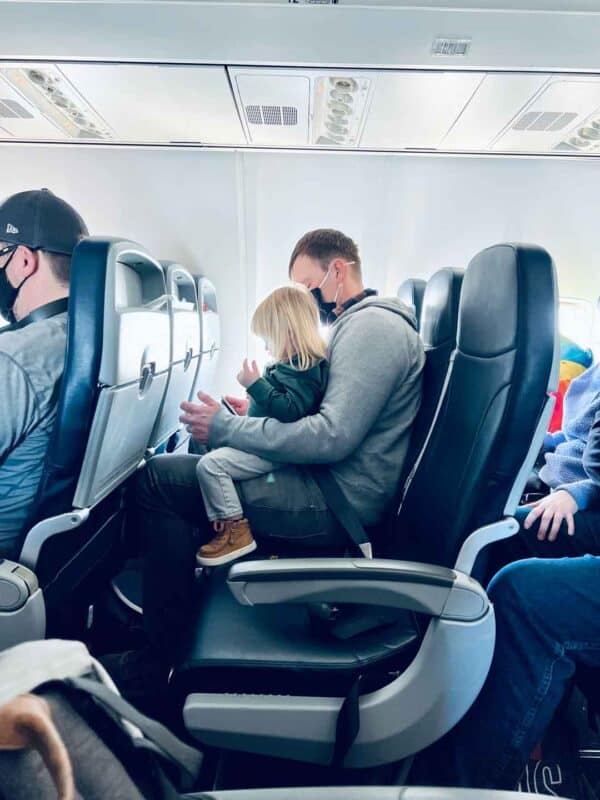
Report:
195,284,328,566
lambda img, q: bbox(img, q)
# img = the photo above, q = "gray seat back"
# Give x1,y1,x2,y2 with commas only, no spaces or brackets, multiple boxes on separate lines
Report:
149,263,200,449
192,276,220,398
73,243,170,509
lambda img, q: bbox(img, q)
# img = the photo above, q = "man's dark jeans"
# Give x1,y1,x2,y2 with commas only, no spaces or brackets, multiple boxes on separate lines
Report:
133,454,346,652
416,505,600,789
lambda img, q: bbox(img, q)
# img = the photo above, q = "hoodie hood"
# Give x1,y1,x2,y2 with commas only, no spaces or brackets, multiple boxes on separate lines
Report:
333,294,418,332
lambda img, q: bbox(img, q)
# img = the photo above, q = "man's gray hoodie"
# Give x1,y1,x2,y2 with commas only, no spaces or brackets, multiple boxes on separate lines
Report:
209,296,425,525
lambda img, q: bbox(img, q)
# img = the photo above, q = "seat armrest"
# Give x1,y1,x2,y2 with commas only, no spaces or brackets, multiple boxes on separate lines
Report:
19,509,90,570
0,559,46,650
0,559,38,611
227,558,488,621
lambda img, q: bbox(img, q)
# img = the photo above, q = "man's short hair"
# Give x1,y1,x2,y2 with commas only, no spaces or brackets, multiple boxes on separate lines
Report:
288,229,362,277
43,250,72,286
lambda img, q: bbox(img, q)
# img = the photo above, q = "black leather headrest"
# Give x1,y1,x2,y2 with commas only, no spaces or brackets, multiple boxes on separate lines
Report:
458,244,553,359
420,268,463,349
397,278,426,329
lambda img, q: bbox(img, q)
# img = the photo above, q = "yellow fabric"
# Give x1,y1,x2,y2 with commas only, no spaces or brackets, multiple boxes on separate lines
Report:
559,360,587,382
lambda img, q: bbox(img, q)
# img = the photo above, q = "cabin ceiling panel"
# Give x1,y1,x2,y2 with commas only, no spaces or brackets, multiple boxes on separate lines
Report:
360,72,484,149
59,64,245,145
0,74,68,140
440,73,550,150
493,77,600,153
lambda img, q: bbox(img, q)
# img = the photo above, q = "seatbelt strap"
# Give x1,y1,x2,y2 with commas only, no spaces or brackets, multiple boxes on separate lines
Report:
332,675,361,767
65,676,203,788
312,465,373,558
1,297,69,333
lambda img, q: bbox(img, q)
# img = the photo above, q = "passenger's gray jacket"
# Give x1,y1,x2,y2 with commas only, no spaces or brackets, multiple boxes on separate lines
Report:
0,314,67,557
209,296,425,525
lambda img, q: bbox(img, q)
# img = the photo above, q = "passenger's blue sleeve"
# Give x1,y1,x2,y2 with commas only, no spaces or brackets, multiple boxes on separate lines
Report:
0,353,38,464
558,410,600,509
543,430,566,453
582,410,600,494
557,479,600,511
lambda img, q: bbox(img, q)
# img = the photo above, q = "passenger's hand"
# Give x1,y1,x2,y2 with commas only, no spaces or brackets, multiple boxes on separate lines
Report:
179,391,221,443
224,395,249,415
237,359,261,388
522,490,578,541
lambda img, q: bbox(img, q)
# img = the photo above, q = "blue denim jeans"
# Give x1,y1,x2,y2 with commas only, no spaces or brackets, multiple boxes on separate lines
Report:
414,505,600,789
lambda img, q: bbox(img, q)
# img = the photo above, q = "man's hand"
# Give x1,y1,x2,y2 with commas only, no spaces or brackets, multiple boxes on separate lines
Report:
224,395,249,415
179,391,221,443
522,489,578,541
237,359,261,389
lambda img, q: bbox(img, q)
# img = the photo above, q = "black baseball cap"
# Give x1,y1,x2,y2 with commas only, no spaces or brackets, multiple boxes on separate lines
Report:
0,188,88,256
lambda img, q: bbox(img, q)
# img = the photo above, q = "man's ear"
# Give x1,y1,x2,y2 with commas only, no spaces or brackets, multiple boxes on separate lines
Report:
17,246,39,280
333,257,347,284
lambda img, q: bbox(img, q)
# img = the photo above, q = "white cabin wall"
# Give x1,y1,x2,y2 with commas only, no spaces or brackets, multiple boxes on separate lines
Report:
0,145,247,396
239,151,401,367
2,145,600,397
384,156,600,306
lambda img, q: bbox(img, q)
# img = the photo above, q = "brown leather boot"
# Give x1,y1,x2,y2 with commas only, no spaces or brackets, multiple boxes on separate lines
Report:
196,518,257,566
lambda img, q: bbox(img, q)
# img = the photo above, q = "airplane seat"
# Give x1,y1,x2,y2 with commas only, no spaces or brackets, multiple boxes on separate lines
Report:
0,238,170,650
396,267,464,493
148,263,200,452
108,275,221,615
397,278,427,331
188,276,220,456
195,276,221,397
173,244,558,769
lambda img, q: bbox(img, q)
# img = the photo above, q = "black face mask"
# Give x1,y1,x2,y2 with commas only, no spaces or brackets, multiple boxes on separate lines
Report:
0,247,19,325
310,287,338,325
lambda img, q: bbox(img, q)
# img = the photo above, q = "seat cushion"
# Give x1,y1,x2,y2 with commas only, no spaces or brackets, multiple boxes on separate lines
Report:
172,567,420,699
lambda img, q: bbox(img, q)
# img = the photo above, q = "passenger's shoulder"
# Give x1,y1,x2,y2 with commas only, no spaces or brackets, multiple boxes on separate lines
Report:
0,315,67,370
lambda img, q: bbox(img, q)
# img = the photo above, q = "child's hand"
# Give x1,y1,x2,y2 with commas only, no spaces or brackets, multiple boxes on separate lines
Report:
224,395,249,415
237,359,261,388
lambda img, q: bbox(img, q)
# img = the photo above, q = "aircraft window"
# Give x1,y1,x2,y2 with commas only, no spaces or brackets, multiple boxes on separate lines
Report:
559,296,594,350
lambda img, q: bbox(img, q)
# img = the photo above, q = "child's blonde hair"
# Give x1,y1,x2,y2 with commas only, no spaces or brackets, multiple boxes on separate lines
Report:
251,284,326,371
